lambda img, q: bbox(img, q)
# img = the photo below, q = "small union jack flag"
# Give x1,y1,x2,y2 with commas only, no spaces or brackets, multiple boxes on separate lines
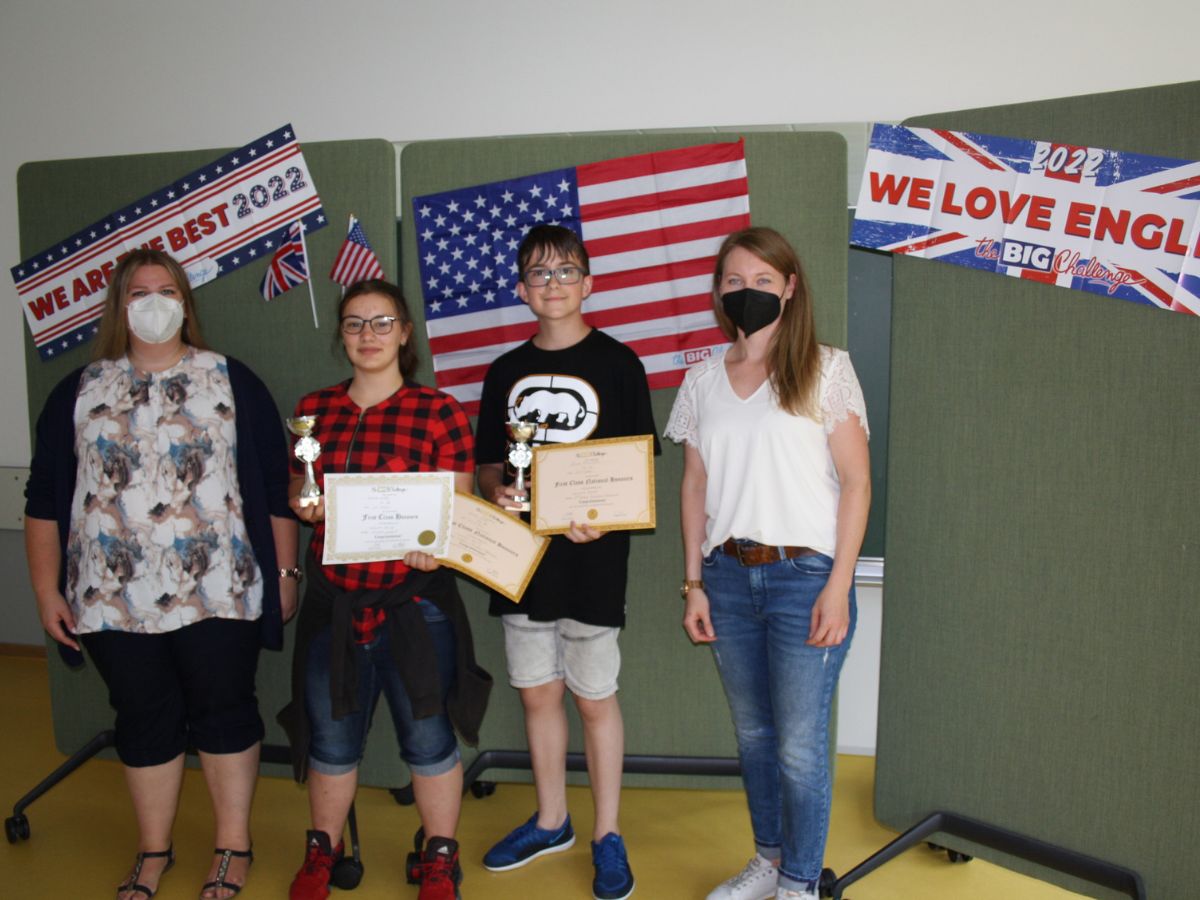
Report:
260,221,309,300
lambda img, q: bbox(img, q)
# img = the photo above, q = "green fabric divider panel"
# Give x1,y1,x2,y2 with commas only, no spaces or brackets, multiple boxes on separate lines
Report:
877,82,1200,899
401,131,848,788
18,138,397,779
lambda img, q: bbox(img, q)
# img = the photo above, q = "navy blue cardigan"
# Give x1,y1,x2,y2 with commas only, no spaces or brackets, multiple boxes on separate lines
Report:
25,355,293,665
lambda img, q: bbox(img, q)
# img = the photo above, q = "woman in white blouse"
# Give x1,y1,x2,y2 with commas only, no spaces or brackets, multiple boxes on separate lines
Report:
664,227,870,900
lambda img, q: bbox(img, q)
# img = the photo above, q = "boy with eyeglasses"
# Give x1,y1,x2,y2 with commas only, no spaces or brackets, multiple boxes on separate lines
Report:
475,225,658,900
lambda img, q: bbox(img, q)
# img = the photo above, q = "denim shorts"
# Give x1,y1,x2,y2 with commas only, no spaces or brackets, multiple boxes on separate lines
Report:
306,601,460,777
501,614,621,700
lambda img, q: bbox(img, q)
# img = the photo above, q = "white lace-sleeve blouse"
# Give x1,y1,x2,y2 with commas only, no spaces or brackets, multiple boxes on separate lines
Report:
664,345,868,558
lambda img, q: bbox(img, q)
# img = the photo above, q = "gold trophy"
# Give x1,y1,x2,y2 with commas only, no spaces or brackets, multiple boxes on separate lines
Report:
505,419,538,512
287,415,322,507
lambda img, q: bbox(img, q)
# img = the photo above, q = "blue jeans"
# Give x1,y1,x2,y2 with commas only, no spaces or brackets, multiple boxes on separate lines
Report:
703,547,856,888
306,601,460,777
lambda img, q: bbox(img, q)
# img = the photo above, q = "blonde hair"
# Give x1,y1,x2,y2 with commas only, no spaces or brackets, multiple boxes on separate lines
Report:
92,249,208,360
712,227,820,418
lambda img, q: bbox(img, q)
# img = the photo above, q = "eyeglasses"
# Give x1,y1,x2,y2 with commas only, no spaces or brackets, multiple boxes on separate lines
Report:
341,315,398,335
521,266,585,287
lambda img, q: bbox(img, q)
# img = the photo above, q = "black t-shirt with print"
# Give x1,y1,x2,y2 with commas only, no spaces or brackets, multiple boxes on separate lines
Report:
475,329,659,627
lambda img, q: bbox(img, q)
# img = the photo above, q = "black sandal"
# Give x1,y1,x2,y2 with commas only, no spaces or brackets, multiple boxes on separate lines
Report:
116,845,175,899
200,847,254,899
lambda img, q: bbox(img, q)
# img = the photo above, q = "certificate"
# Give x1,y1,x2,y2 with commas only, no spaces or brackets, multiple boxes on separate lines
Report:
530,434,656,536
322,472,454,564
438,492,549,602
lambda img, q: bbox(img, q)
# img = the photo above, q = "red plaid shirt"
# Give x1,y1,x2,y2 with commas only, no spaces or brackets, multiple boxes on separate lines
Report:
293,381,474,641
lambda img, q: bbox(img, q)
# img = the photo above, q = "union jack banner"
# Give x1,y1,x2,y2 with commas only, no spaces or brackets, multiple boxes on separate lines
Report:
260,221,309,300
11,124,326,360
852,124,1200,316
329,215,386,286
412,140,751,412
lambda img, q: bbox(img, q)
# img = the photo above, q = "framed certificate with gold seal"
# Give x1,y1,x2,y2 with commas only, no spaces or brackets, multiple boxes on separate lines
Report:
322,471,454,564
438,492,549,602
530,434,656,536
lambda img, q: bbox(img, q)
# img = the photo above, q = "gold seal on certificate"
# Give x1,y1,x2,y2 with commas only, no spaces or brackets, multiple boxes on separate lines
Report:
530,434,656,536
321,471,455,564
505,419,537,512
287,415,322,507
438,492,549,602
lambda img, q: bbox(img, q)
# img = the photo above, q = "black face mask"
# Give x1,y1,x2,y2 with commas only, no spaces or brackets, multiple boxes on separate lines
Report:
721,287,782,337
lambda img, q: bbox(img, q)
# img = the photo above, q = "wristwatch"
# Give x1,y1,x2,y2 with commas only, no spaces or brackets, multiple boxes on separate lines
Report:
279,566,303,582
679,579,704,599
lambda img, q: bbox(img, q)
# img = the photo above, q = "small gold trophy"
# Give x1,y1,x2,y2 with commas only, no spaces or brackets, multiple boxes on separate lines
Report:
287,415,322,507
505,418,538,512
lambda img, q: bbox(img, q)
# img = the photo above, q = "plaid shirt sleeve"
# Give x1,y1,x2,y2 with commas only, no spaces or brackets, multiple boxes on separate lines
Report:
431,393,475,473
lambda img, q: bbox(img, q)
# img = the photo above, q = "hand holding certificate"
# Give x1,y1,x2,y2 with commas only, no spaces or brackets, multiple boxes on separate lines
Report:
322,472,455,565
531,434,656,536
321,473,548,601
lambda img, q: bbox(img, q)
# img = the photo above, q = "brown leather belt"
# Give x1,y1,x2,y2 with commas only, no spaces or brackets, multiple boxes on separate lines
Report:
720,539,820,567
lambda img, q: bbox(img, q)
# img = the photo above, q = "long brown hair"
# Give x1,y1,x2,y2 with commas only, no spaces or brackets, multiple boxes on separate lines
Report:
92,249,208,360
713,227,820,418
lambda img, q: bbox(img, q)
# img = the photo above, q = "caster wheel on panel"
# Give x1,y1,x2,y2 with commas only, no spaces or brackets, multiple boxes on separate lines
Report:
469,780,496,799
331,855,364,890
818,867,837,897
5,815,30,844
406,827,427,884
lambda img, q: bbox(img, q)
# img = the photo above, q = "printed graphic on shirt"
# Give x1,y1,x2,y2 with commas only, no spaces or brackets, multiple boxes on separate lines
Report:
506,374,599,444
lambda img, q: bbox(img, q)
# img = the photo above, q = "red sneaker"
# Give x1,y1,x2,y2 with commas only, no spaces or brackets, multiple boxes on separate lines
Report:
418,836,462,900
289,830,343,900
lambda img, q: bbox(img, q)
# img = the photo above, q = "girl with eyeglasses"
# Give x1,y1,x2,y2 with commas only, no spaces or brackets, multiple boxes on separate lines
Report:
282,279,491,900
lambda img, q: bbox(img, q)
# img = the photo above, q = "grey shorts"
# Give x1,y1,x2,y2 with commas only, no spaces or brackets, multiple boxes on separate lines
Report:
501,614,621,700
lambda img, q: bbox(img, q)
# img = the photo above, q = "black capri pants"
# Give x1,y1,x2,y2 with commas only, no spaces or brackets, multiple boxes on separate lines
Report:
82,617,265,768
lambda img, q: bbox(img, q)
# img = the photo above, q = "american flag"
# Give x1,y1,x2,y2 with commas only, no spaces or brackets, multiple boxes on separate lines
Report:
260,221,309,300
412,140,751,412
329,215,386,286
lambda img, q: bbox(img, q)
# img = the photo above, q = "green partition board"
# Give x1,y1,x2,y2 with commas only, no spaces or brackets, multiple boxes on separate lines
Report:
876,82,1200,898
848,240,892,558
19,130,849,794
18,138,398,779
401,132,848,787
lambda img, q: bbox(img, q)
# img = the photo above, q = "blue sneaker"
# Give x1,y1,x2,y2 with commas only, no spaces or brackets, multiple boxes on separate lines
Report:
591,833,634,900
482,812,575,872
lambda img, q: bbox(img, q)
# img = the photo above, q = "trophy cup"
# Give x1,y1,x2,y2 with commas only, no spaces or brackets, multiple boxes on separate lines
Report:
505,418,538,512
287,415,322,507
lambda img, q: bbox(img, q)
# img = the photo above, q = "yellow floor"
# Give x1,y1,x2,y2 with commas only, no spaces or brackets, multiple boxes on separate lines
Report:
1,653,1082,898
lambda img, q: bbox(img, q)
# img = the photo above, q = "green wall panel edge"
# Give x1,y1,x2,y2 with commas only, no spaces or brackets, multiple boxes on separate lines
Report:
876,81,1200,899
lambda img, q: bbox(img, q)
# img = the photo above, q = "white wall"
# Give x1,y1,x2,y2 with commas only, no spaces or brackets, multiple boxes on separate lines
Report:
3,0,1198,465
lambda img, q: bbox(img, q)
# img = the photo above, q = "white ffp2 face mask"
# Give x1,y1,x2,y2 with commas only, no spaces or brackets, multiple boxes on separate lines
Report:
127,293,185,344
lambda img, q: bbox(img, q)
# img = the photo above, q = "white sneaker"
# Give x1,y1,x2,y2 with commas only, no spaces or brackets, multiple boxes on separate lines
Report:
705,854,779,900
774,888,819,900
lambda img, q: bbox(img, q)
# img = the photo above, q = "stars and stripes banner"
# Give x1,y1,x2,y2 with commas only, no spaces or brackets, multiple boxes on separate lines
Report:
11,124,327,360
260,222,309,300
852,124,1200,316
329,215,386,286
412,140,751,412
